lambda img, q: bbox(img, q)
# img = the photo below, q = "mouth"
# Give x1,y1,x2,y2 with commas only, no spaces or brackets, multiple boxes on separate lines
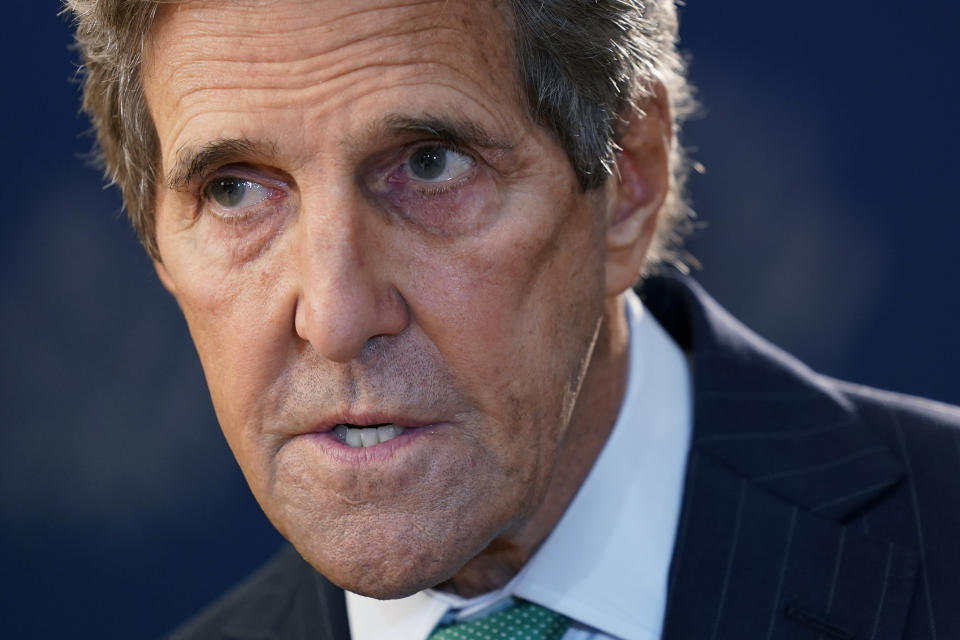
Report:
332,423,406,448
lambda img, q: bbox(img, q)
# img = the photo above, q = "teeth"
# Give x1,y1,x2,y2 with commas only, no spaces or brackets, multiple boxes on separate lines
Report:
333,424,406,448
377,425,401,442
360,428,379,447
345,427,362,448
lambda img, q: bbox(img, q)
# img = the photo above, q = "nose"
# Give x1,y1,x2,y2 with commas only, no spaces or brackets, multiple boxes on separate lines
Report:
293,204,409,363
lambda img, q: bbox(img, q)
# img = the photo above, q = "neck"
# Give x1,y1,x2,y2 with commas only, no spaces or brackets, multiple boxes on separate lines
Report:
441,293,631,597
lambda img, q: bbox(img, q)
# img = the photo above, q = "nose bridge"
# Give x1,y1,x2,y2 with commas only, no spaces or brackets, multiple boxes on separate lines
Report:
301,201,364,294
293,190,407,362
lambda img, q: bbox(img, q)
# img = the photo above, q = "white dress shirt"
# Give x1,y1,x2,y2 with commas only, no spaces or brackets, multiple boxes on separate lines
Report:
346,291,692,640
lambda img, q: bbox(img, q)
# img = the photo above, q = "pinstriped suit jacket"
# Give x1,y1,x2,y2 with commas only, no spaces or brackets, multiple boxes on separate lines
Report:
169,274,960,640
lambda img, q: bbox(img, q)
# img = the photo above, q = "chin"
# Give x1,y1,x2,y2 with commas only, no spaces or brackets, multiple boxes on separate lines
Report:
271,505,492,600
294,536,471,600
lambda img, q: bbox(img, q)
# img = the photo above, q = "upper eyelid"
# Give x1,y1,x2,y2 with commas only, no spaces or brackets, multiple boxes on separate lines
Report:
201,173,288,220
405,140,473,158
199,166,291,199
203,164,274,184
368,138,475,164
388,142,477,177
168,137,280,191
196,143,472,197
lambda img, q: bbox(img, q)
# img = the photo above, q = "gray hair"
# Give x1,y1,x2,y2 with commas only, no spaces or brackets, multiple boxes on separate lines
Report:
65,0,695,270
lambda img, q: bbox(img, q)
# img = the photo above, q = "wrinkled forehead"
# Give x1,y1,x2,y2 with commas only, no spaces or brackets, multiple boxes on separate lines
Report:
144,0,518,97
142,0,526,171
155,0,505,45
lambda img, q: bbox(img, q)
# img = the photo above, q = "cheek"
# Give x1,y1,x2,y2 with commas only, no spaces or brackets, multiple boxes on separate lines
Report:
162,234,296,441
410,191,605,372
403,186,607,449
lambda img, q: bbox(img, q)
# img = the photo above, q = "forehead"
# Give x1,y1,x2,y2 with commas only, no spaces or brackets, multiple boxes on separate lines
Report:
143,0,524,166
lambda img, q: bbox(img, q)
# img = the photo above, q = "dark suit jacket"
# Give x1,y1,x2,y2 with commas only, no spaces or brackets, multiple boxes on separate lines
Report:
169,274,960,640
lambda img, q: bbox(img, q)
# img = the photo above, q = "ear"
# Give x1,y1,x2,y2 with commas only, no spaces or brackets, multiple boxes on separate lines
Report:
604,85,671,297
154,259,177,294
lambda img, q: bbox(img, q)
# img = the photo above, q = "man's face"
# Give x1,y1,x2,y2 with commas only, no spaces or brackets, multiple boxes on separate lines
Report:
145,0,613,597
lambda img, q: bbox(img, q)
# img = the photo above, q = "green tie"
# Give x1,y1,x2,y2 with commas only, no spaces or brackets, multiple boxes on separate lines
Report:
428,601,572,640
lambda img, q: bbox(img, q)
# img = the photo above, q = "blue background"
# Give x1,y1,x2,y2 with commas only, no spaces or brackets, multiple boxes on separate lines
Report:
2,2,957,637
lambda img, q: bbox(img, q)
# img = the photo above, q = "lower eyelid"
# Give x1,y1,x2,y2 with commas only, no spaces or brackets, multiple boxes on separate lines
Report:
411,159,476,186
412,174,471,194
207,191,285,222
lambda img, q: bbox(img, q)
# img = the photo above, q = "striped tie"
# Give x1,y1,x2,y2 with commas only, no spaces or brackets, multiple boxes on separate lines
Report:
428,601,572,640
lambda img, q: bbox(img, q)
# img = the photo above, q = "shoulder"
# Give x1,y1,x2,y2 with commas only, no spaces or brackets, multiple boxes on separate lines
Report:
828,377,960,445
829,379,960,502
824,380,960,635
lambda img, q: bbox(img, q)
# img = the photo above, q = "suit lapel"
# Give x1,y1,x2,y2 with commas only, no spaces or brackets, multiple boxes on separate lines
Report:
641,275,919,640
663,451,918,640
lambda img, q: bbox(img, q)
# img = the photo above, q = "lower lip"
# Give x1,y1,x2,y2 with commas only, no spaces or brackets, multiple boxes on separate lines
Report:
299,424,447,465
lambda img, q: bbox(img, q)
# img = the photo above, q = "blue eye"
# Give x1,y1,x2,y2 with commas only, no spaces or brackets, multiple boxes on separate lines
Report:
206,177,271,210
406,146,474,183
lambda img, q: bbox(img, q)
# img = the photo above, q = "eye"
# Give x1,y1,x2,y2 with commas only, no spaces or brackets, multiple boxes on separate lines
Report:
406,145,474,183
205,177,272,212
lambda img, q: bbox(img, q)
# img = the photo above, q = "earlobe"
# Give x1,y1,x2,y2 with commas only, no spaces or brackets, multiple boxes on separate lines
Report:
604,89,671,296
154,259,177,294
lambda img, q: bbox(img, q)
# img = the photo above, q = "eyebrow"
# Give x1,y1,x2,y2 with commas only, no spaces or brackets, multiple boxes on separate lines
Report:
166,137,278,191
165,114,513,190
368,113,515,152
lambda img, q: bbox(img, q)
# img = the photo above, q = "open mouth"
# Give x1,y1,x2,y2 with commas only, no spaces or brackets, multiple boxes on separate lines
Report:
332,423,406,448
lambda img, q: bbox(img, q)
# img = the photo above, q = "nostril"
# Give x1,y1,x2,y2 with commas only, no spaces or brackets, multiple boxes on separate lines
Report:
292,273,410,362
